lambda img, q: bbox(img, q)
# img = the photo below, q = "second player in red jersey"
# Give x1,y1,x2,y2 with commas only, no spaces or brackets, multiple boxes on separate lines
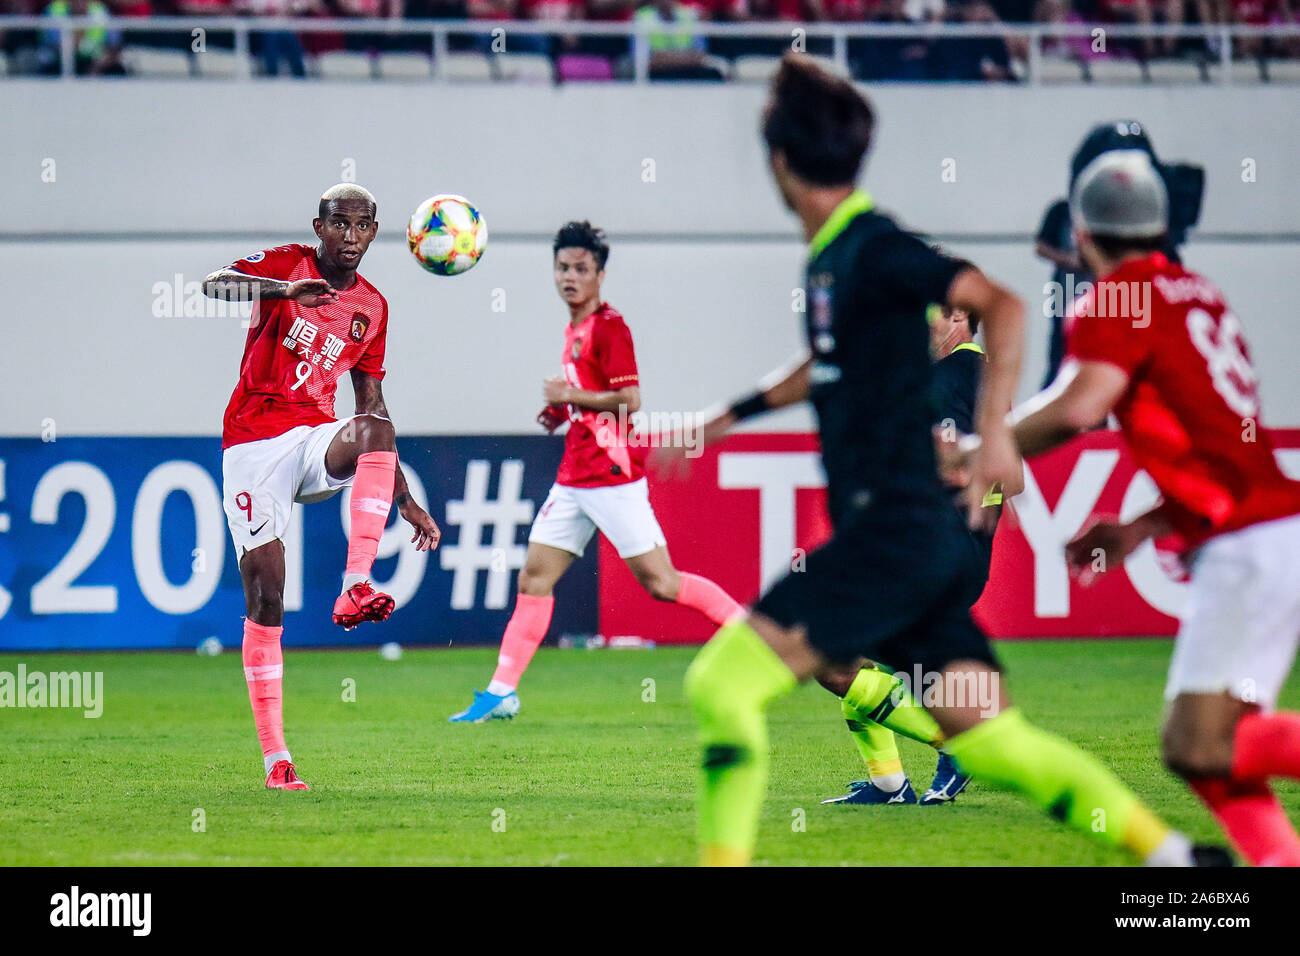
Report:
1003,151,1300,867
551,301,643,487
450,221,745,723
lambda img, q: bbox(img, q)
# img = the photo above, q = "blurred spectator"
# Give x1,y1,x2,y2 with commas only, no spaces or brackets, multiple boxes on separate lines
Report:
851,0,931,79
1036,0,1102,59
634,0,717,76
583,0,636,57
989,0,1035,19
1086,0,1158,58
2,0,44,74
928,0,1016,78
40,0,127,74
467,0,552,55
1228,0,1300,58
336,0,407,52
235,0,325,76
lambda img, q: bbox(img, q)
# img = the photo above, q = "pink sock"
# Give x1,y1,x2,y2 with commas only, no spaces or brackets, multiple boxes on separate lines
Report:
1190,777,1300,866
1233,711,1300,781
675,572,743,626
345,451,397,579
242,619,288,765
491,594,555,690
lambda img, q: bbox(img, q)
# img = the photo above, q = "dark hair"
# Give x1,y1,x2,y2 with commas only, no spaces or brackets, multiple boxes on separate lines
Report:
967,312,981,336
553,220,609,270
762,54,874,187
1089,233,1168,261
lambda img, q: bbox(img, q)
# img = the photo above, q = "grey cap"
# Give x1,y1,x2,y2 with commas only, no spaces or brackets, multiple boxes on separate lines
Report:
1070,149,1168,238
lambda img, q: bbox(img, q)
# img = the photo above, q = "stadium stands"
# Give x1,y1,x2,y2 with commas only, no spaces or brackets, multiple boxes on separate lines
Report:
2,0,1298,82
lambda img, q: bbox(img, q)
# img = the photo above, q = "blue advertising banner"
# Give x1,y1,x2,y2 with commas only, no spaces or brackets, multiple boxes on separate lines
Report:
0,436,597,650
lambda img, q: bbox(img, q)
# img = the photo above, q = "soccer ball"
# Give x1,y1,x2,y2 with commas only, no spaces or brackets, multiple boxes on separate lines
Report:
406,194,487,276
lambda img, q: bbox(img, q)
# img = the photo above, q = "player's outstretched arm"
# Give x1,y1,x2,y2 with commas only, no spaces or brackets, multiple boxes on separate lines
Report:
350,369,441,552
648,351,811,478
202,269,339,308
1010,359,1129,458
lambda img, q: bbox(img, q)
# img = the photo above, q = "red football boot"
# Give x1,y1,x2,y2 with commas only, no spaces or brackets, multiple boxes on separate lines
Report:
265,759,310,791
332,581,395,629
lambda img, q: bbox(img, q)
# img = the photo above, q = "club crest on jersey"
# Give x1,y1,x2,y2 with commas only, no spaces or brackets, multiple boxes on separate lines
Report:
349,313,369,343
572,338,583,361
809,274,833,331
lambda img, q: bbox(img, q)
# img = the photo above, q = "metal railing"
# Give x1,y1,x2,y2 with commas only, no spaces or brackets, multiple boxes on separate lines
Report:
3,15,1299,84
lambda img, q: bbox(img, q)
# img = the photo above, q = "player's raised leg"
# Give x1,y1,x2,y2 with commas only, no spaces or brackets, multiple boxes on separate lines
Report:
239,540,309,791
449,541,574,723
624,545,743,627
326,413,400,628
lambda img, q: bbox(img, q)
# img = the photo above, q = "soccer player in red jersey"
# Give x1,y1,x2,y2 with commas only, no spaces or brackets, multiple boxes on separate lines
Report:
204,183,441,790
991,151,1300,865
449,221,744,723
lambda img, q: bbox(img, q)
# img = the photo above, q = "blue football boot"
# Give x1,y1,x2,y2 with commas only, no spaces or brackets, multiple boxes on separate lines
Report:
448,690,521,723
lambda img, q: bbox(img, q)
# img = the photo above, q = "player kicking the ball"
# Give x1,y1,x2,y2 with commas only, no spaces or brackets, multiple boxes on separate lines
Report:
205,184,441,790
662,55,1226,867
980,150,1300,866
449,221,744,723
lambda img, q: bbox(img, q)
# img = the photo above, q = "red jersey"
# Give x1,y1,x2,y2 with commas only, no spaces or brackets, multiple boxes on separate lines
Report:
221,244,388,449
1066,252,1300,549
555,302,642,487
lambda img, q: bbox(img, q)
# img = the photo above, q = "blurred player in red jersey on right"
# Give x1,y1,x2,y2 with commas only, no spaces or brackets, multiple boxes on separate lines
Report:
979,151,1300,865
449,221,744,723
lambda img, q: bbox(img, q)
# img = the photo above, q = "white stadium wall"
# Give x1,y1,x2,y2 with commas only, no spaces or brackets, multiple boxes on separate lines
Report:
3,80,1299,436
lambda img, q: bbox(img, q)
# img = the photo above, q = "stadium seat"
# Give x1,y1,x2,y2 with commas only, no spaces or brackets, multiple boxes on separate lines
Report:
1144,57,1205,83
495,52,554,83
314,51,375,80
1083,56,1144,83
1036,55,1085,83
441,51,493,81
122,46,194,78
556,53,614,82
1264,58,1300,82
195,49,248,78
377,51,433,79
732,53,840,83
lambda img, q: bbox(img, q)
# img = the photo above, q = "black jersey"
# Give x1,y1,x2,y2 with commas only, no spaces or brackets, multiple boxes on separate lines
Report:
803,192,970,526
929,343,983,435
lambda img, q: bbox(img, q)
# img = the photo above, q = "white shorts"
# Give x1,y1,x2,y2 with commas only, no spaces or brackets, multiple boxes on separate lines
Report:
1166,512,1300,710
528,478,667,559
222,417,358,559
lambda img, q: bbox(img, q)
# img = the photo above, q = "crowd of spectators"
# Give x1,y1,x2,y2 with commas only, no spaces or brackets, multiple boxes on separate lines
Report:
1,0,1297,78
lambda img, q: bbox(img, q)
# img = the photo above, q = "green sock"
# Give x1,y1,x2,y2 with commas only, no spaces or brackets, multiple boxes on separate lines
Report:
684,619,797,866
843,667,944,749
945,708,1170,859
843,697,904,782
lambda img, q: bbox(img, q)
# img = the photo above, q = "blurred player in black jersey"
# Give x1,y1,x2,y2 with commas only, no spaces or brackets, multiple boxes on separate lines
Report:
820,305,1023,807
655,53,1225,867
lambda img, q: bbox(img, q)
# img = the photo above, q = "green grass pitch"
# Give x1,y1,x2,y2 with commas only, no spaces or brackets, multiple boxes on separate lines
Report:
3,638,1295,866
